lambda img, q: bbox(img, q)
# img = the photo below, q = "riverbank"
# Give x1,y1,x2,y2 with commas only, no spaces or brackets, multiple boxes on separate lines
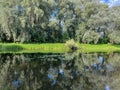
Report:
0,43,69,53
0,43,120,53
79,44,120,53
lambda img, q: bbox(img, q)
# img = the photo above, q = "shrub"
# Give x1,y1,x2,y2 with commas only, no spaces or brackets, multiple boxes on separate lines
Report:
65,39,78,51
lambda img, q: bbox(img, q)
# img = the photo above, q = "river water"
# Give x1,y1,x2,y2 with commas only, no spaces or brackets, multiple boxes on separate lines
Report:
0,52,120,90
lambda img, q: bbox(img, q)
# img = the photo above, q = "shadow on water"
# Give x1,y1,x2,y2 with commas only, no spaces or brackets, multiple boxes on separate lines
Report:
0,45,24,53
0,52,120,90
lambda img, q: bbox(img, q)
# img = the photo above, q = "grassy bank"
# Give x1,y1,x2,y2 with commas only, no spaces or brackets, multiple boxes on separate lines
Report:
0,43,69,53
0,43,120,53
79,44,120,53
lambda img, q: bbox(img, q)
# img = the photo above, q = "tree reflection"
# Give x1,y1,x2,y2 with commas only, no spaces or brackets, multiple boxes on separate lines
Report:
0,53,120,90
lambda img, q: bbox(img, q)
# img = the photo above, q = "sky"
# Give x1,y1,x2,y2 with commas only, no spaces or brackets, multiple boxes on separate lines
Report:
100,0,120,7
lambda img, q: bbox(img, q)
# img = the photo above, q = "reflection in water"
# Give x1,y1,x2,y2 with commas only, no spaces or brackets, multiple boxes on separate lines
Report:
0,53,120,90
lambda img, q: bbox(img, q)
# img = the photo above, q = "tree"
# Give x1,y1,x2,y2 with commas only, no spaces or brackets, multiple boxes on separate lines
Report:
0,0,120,44
108,31,120,44
82,30,100,44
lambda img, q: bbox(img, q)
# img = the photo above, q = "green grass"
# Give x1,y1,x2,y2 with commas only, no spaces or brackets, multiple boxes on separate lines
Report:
79,44,120,53
0,43,120,53
0,43,69,53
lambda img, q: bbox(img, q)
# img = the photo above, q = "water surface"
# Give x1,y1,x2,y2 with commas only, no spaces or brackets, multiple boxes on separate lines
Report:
0,52,120,90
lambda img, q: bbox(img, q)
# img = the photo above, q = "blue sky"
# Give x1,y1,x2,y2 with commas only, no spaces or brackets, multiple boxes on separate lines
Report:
100,0,120,7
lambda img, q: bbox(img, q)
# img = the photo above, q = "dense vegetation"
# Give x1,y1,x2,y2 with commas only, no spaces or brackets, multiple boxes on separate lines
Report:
0,0,120,44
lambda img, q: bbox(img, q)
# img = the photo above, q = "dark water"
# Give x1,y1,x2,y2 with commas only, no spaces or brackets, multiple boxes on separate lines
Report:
0,52,120,90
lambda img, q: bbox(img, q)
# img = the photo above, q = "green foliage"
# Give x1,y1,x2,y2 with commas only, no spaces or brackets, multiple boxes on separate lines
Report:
108,31,120,44
82,30,100,44
65,39,78,51
0,0,120,44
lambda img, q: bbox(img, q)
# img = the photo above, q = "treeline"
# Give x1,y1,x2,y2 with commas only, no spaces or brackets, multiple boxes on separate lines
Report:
0,0,120,44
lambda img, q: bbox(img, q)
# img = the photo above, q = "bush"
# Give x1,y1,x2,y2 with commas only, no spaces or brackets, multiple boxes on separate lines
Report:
65,39,78,51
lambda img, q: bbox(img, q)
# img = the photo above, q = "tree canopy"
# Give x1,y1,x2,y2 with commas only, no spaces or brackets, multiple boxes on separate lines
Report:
0,0,120,44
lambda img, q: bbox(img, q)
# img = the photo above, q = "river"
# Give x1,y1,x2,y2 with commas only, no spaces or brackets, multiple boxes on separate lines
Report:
0,52,120,90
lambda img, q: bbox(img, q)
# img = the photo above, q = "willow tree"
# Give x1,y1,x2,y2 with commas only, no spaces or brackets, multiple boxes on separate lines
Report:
0,0,120,44
0,0,18,42
0,0,53,43
107,7,120,44
74,0,110,43
18,0,53,42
